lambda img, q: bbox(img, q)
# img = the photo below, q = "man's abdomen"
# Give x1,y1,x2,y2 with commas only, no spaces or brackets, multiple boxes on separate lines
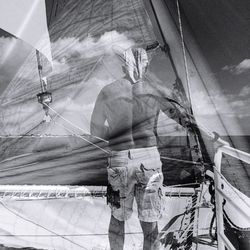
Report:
132,129,157,148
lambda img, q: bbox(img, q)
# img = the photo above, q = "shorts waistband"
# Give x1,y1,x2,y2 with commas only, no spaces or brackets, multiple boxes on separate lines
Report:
111,146,159,159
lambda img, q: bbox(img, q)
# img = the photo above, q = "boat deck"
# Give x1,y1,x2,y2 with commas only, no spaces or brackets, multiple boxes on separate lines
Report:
0,185,217,250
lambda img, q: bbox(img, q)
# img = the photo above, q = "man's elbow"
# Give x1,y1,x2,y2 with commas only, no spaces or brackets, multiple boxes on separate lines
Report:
91,123,108,139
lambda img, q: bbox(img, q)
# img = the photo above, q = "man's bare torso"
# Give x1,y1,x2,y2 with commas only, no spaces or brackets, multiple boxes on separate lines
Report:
91,78,166,151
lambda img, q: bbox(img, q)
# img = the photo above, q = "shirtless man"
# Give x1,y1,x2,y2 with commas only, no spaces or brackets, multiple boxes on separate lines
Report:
91,48,195,250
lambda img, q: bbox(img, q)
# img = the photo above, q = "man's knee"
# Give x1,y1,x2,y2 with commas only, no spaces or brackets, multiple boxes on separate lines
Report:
140,221,158,235
109,215,124,232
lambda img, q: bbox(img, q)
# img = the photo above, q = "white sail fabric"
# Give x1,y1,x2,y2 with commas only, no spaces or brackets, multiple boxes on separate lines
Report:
0,0,52,65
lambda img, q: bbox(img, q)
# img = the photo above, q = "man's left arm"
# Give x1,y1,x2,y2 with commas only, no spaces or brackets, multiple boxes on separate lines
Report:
159,97,198,133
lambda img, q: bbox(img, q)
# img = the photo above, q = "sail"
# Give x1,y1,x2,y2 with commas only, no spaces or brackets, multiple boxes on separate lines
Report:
0,0,198,185
0,0,52,65
0,0,246,187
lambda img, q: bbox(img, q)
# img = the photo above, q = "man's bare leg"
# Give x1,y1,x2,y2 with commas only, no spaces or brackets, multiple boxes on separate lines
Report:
108,215,125,250
140,221,160,250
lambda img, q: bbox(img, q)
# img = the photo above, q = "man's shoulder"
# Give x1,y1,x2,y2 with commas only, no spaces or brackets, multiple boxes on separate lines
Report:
143,77,174,99
101,78,131,94
138,78,161,96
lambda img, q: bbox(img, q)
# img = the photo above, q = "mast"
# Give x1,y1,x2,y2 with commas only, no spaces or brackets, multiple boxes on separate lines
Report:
145,0,182,93
36,50,46,93
36,50,52,123
144,0,211,168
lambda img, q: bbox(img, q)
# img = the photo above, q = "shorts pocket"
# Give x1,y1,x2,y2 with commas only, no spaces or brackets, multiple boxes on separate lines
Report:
107,167,127,191
137,185,163,222
141,156,162,171
135,162,163,190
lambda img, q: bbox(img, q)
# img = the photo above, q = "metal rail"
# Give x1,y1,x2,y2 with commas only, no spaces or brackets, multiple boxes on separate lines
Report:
0,185,196,200
213,144,250,250
0,186,107,200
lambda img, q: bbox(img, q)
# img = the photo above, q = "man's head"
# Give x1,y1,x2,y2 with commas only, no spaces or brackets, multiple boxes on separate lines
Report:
123,48,148,84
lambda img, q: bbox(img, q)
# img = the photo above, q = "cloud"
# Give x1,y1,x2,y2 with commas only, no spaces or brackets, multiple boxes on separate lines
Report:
222,59,250,75
228,98,250,117
1,31,134,133
191,88,250,119
213,92,250,117
51,30,135,62
0,30,135,88
190,89,249,135
239,85,250,97
191,91,216,115
230,100,245,108
191,90,233,116
44,30,135,77
51,58,70,75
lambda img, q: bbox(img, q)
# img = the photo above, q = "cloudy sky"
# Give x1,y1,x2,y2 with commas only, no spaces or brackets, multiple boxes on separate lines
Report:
0,0,250,135
180,0,250,135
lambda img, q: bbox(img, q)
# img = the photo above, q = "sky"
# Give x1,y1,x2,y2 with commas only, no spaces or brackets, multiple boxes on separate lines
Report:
180,0,250,135
0,0,250,135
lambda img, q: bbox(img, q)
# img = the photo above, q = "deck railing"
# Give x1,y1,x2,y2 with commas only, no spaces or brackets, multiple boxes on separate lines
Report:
213,144,250,250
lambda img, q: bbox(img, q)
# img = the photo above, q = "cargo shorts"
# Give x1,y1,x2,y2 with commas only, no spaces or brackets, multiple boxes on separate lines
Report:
107,146,163,222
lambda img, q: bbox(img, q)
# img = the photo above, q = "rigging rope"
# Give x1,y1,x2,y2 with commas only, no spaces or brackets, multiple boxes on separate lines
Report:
0,134,92,138
0,232,143,237
176,0,192,106
164,0,234,146
175,0,208,180
44,103,108,144
52,119,110,154
160,155,210,166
